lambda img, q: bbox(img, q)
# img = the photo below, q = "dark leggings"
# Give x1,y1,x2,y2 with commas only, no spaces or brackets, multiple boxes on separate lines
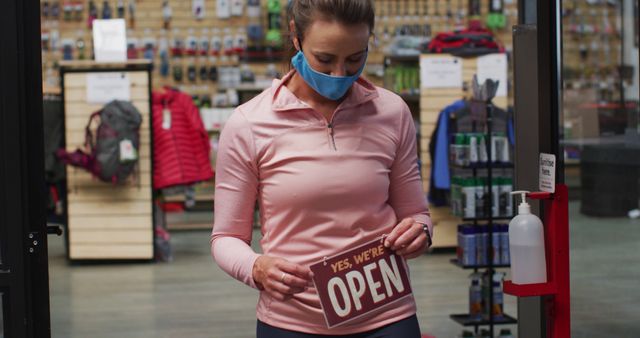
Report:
256,314,421,338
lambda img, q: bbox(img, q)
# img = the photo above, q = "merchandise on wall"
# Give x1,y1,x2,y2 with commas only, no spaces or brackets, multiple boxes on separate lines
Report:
41,0,520,97
40,0,292,100
41,0,521,229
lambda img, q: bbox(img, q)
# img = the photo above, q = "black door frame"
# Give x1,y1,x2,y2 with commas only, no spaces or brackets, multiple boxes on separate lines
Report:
0,0,51,337
514,0,563,338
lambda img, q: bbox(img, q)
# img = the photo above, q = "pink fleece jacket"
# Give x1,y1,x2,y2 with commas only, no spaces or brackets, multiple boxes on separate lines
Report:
210,70,432,335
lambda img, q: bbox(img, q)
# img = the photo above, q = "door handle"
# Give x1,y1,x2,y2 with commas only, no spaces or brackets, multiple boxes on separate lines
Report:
46,223,64,236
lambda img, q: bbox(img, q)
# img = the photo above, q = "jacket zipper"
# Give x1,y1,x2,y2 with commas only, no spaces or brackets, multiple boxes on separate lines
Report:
327,123,337,151
309,107,342,151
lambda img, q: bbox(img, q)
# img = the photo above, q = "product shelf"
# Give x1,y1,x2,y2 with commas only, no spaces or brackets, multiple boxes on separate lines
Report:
447,99,517,335
461,216,514,222
449,313,518,327
451,162,514,170
449,258,510,270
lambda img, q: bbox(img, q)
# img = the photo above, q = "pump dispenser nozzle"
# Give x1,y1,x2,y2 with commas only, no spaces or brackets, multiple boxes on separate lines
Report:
511,191,531,214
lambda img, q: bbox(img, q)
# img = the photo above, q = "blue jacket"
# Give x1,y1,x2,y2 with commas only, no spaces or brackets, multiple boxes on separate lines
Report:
429,100,514,201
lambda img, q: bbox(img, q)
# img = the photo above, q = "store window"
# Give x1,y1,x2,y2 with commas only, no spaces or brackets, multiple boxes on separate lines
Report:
561,0,639,335
562,0,639,213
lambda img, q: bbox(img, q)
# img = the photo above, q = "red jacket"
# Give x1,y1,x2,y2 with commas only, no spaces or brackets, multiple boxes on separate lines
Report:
152,88,214,189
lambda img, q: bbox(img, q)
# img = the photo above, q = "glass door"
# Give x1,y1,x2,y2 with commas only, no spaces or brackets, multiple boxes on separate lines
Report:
560,0,640,336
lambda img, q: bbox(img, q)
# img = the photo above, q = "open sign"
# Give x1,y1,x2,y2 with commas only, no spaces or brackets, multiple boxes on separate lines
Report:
310,237,413,328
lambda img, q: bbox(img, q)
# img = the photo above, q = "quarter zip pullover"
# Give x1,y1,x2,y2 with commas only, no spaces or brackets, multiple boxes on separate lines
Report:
210,70,432,335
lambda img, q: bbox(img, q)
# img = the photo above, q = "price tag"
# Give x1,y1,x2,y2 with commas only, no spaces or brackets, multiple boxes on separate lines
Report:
162,108,172,130
119,139,138,162
310,237,413,328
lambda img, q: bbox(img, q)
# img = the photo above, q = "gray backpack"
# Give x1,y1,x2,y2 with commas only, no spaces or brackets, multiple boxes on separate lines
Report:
57,100,143,184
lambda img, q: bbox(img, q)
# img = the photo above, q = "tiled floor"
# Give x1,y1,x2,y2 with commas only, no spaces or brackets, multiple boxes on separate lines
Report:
47,202,640,337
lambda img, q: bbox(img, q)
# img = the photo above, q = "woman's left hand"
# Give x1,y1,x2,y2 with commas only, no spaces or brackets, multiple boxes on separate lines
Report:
384,218,431,259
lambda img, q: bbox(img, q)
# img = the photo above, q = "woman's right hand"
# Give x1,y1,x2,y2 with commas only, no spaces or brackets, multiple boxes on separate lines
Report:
252,255,314,301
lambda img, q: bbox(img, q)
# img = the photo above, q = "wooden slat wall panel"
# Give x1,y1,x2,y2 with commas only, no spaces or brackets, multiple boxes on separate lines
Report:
70,245,154,260
68,201,152,217
64,101,151,117
62,63,154,260
65,87,149,102
64,72,148,88
67,185,152,201
430,206,461,248
69,230,152,244
68,215,153,230
66,170,152,186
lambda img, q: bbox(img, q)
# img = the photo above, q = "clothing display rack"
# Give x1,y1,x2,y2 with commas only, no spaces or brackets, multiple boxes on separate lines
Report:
448,79,517,336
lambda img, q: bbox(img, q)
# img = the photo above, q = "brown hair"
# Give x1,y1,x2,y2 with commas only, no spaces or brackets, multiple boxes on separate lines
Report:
284,0,375,67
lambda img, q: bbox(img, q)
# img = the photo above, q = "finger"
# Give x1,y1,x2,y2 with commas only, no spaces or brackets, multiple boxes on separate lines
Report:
271,280,306,295
279,261,314,281
279,272,311,289
392,223,424,250
396,232,427,256
266,270,307,293
384,218,414,248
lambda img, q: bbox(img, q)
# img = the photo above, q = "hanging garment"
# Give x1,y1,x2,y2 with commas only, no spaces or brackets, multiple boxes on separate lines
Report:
428,99,514,205
152,88,214,189
424,26,504,57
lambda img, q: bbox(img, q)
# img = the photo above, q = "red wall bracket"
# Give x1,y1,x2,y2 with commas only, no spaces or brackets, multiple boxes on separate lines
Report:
503,184,570,338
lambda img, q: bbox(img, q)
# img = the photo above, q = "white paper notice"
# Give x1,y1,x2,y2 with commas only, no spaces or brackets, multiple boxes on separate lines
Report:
192,0,205,19
216,0,231,19
476,54,508,97
420,56,463,89
539,153,556,193
86,73,131,104
92,19,127,62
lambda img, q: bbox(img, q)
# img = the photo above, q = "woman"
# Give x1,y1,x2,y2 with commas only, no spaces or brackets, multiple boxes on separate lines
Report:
211,1,432,336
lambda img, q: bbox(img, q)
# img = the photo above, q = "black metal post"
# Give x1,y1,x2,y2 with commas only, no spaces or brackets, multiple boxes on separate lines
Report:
537,0,564,184
486,102,494,338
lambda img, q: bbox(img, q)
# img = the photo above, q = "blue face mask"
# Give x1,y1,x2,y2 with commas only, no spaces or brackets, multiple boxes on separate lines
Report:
291,50,367,101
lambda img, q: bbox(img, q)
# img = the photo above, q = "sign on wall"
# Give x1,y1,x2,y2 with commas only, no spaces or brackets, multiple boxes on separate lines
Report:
539,153,556,193
92,19,127,62
86,72,131,104
420,56,463,89
476,54,508,97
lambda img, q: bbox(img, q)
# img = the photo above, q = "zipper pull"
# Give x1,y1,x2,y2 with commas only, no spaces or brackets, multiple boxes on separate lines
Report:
327,123,337,151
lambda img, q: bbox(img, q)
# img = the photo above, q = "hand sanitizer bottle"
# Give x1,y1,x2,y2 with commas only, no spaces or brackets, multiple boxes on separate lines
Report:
509,191,547,284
